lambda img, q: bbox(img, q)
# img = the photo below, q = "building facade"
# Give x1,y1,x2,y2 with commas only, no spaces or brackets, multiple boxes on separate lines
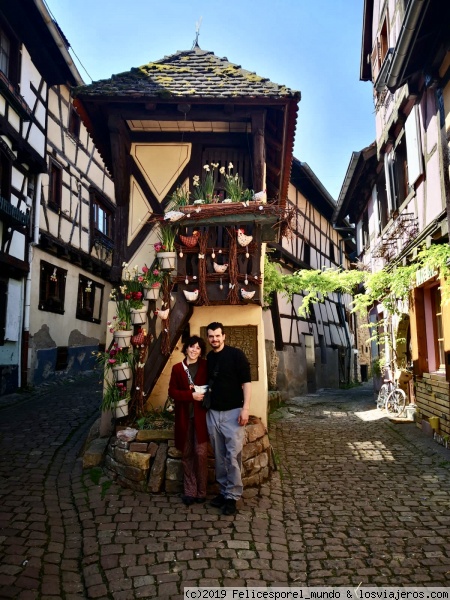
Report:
0,0,114,393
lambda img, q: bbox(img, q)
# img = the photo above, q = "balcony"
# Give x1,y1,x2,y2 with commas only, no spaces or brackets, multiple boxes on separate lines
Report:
373,212,418,261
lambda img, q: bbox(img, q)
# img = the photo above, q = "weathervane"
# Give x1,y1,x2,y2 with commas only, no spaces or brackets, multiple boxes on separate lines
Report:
192,16,202,49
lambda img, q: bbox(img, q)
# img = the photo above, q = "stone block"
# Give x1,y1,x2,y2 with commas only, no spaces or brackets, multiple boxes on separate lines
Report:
114,447,151,470
166,458,183,481
242,441,258,461
83,437,109,469
242,487,259,499
255,451,269,469
115,475,148,492
130,442,148,452
136,430,174,442
148,442,158,457
246,421,266,443
105,455,146,482
148,443,167,492
168,446,182,458
242,473,260,488
116,440,129,449
165,480,183,493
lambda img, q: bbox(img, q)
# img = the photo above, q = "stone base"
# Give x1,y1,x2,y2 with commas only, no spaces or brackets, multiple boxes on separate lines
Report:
99,415,272,495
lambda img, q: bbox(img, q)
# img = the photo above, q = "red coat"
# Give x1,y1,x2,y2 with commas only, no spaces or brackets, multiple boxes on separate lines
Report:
168,359,208,451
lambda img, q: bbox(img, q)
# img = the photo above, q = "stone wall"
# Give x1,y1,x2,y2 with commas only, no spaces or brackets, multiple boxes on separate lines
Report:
103,416,272,499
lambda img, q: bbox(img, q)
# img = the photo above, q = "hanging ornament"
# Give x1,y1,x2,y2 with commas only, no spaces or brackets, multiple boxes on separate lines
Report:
198,253,205,259
212,249,216,259
193,275,197,280
179,250,183,258
218,249,222,254
219,278,223,290
185,277,189,285
245,246,249,259
245,276,248,285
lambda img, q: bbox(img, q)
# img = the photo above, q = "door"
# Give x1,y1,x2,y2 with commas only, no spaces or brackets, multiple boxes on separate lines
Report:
304,334,316,392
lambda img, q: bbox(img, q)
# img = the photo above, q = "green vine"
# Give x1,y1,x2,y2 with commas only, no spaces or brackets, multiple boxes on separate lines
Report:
264,243,450,316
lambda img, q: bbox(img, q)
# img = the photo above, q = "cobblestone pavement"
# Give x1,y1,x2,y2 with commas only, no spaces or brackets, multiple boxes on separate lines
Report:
1,377,450,599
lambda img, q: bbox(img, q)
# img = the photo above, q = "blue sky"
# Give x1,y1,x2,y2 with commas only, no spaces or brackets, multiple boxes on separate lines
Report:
44,0,375,200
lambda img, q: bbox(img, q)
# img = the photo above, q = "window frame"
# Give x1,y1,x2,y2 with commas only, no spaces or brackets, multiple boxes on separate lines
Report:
38,261,67,315
76,275,104,324
90,187,115,250
68,105,81,140
430,285,445,371
0,19,19,88
48,159,63,211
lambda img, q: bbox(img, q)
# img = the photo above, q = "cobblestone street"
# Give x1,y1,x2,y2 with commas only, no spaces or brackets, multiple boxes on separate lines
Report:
1,375,450,599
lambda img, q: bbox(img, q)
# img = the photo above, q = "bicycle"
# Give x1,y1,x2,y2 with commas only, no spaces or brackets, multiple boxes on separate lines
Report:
377,367,409,417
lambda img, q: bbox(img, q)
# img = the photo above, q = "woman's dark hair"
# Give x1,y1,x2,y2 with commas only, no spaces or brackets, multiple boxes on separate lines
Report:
182,335,206,357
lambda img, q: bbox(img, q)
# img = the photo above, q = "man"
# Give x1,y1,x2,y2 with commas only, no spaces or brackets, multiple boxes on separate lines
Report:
205,322,251,515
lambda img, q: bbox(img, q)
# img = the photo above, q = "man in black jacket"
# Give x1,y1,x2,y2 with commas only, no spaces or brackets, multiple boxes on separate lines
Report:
206,322,251,515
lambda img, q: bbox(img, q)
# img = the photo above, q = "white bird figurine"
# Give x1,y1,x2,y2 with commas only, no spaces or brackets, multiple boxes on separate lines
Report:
155,308,170,320
164,210,185,222
213,262,228,273
237,228,253,247
240,288,255,300
253,190,267,202
183,289,199,302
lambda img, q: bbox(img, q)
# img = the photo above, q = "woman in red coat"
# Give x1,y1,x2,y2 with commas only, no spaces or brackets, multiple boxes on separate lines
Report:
168,335,208,505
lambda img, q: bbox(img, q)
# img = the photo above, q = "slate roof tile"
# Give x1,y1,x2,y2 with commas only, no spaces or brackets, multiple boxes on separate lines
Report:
75,47,300,100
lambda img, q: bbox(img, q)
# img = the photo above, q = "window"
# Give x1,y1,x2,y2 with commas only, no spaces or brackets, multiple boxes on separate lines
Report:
371,13,389,82
303,242,310,266
68,106,81,140
91,190,113,240
0,150,11,200
0,21,18,87
431,286,445,371
39,261,67,314
376,171,389,232
362,209,369,247
49,161,62,209
329,241,335,263
76,276,104,324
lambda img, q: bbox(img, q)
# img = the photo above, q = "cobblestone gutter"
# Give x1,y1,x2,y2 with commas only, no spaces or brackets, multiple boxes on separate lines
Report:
99,416,273,497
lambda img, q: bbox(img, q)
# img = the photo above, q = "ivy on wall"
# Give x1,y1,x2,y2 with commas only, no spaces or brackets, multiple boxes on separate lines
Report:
264,244,450,317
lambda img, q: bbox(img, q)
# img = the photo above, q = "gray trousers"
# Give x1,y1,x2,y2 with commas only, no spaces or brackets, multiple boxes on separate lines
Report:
206,407,245,500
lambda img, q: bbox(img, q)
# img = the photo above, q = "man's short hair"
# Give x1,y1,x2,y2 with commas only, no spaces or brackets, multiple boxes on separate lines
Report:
206,322,224,334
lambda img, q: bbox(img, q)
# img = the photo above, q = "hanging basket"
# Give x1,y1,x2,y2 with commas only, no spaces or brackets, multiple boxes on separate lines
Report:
114,398,129,419
130,306,147,325
112,362,132,382
113,330,133,348
156,251,177,270
144,284,161,301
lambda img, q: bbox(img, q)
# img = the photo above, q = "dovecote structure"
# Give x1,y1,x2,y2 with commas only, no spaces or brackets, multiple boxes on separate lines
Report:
336,0,450,436
74,47,300,424
0,0,114,393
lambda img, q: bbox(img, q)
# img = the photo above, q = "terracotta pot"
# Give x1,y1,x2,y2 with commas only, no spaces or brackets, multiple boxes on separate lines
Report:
131,306,147,325
144,284,160,301
113,330,133,348
156,251,177,271
112,362,131,382
114,398,129,419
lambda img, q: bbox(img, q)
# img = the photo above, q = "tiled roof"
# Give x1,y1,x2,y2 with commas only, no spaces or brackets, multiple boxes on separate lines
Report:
75,47,300,100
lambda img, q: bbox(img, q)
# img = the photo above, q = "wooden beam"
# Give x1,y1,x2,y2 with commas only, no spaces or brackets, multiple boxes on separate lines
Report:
252,111,266,194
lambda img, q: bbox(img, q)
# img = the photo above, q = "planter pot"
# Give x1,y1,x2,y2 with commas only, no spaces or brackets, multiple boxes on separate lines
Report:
114,398,129,419
144,284,161,301
113,330,133,348
131,306,147,325
112,362,131,382
157,251,177,271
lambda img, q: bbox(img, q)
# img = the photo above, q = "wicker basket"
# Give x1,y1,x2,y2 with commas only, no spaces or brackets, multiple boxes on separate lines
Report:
180,234,199,248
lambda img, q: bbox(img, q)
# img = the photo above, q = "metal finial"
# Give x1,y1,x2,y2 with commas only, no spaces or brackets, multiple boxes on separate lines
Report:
192,17,202,49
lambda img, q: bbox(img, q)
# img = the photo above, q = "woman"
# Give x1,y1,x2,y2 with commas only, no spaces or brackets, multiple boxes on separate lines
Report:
168,335,208,505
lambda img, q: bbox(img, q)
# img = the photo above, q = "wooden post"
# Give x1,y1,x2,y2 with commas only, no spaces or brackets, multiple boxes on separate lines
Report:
252,111,266,194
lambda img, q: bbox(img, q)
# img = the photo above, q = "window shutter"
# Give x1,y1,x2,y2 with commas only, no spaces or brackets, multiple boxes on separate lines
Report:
372,186,380,235
405,105,423,185
384,151,396,213
5,279,21,341
356,221,363,255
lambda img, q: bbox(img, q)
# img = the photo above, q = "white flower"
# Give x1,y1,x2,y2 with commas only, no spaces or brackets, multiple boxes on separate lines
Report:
122,262,128,267
211,162,219,168
203,164,210,172
193,175,200,182
228,162,233,170
219,166,225,175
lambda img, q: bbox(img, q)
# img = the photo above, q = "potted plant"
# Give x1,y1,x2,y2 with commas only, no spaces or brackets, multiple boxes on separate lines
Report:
108,290,133,347
139,264,164,301
94,343,133,382
102,380,130,418
122,264,147,325
168,185,190,209
155,223,178,270
191,162,220,204
220,162,253,203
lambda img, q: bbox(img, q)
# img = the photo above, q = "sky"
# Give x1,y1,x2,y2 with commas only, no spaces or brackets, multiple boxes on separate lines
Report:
44,0,375,201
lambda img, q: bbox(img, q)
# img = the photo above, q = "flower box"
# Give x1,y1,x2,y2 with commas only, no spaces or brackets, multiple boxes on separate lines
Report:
156,251,177,271
112,362,132,382
113,330,133,348
144,284,161,301
130,306,147,325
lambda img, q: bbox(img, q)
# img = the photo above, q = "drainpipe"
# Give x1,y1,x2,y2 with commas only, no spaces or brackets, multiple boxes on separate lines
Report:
22,174,42,387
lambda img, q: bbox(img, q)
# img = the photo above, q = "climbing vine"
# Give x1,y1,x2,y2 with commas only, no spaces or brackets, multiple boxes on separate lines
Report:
264,243,450,316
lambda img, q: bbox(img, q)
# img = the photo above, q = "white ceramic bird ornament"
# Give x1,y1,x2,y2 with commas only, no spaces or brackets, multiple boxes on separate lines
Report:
240,288,255,300
183,289,199,303
155,308,170,320
253,190,267,202
164,210,185,222
236,228,253,247
213,262,228,273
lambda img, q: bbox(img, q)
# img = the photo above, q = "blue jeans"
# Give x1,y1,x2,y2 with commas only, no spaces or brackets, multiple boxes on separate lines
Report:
206,408,245,500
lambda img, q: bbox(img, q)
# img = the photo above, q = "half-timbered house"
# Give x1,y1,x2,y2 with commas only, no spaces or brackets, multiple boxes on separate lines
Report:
264,158,361,395
0,0,114,393
336,0,450,437
73,46,300,427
